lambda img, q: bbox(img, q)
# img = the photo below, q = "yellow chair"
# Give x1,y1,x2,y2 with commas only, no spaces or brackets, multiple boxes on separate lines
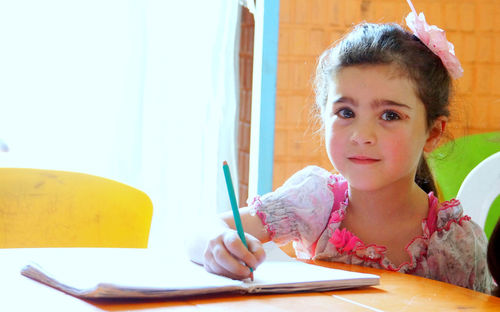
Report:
0,168,153,248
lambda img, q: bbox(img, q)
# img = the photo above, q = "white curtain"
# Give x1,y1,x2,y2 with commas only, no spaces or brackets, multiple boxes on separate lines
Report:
0,0,241,249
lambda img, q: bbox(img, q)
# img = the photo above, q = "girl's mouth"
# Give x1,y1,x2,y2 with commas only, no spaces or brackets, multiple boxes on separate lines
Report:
348,156,380,164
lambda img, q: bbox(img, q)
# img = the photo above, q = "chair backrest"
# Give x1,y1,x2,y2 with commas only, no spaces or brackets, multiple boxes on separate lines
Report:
428,132,500,202
0,168,153,248
456,152,500,237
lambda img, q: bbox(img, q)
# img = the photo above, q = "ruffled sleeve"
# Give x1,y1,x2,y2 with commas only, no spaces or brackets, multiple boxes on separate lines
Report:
248,166,334,256
426,201,494,293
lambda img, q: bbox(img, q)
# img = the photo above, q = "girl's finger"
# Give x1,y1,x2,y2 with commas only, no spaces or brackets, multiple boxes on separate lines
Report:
222,232,259,270
246,235,266,264
212,242,253,278
204,254,241,279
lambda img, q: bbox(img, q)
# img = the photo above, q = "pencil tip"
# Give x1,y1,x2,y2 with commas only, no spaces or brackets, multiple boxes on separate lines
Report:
250,271,254,281
223,160,228,166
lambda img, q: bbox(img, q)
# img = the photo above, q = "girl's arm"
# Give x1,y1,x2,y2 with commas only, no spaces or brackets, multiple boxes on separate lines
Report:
187,207,269,280
187,166,336,279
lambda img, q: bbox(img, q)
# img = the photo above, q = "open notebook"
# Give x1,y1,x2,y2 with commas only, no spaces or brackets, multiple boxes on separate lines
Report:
21,246,379,299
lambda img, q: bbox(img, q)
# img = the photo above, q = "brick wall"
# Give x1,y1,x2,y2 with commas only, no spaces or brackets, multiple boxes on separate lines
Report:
237,8,254,205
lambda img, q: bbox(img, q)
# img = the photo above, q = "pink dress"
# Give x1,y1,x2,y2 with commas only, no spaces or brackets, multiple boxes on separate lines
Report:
250,166,493,293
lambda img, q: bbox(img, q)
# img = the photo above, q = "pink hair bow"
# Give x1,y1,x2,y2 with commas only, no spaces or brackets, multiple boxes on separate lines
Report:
405,0,463,79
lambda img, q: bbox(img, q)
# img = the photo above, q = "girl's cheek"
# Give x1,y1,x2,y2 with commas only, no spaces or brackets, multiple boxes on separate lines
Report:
384,137,417,166
326,132,345,161
325,124,340,147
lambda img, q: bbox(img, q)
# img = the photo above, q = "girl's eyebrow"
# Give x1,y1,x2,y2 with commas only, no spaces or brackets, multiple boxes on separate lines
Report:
332,97,411,109
373,99,411,109
332,96,356,105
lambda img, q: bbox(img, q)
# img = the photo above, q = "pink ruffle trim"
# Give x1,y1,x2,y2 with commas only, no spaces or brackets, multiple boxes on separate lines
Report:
426,196,462,235
435,215,472,234
328,228,428,272
325,186,467,272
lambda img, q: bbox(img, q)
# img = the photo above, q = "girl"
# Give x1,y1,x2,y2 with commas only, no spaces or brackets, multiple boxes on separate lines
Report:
188,2,493,293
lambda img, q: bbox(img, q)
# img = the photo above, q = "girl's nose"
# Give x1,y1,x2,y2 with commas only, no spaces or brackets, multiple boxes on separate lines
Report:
350,124,376,145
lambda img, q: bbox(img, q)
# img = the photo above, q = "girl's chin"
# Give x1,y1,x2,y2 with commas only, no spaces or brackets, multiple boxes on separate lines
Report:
343,176,388,192
345,173,415,193
348,183,385,192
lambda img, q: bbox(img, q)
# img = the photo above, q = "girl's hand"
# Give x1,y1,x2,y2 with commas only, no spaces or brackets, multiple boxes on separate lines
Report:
203,228,266,280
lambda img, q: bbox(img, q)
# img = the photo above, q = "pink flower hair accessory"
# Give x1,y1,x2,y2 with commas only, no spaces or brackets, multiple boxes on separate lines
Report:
405,0,463,79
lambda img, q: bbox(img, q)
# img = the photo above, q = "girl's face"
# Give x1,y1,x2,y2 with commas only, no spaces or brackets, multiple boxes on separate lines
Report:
323,64,437,191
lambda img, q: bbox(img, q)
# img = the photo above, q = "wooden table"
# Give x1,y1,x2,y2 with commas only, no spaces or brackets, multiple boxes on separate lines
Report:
2,248,499,311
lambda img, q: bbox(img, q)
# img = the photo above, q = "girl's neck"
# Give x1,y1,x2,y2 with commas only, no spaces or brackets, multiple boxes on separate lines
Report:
347,177,429,220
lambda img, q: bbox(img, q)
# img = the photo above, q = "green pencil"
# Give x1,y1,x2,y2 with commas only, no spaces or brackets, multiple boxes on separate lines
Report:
222,160,254,281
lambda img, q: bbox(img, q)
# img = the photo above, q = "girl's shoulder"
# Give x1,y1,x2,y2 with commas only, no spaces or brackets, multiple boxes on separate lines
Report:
257,166,346,212
253,166,338,207
425,194,484,238
284,165,337,182
425,194,465,234
291,165,347,185
279,165,345,192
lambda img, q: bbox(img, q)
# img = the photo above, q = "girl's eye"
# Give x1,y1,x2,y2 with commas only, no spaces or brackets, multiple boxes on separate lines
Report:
335,108,355,119
381,110,401,121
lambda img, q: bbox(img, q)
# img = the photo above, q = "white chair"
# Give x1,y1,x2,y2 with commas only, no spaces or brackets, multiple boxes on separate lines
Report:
457,151,500,230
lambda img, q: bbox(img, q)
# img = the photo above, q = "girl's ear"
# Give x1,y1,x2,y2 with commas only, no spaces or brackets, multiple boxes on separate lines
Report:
424,116,447,153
